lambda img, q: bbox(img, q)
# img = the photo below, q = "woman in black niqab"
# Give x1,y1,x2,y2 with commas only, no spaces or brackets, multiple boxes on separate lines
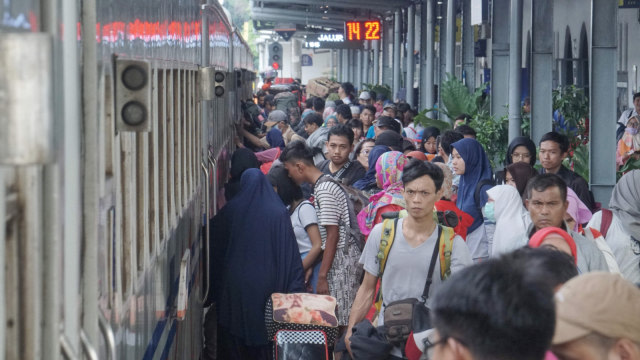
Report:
206,168,304,359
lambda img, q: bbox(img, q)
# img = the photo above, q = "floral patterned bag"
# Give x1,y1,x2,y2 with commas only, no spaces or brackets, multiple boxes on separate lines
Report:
265,293,339,345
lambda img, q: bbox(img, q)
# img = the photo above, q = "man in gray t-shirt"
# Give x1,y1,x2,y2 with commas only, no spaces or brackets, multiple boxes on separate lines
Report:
345,161,472,358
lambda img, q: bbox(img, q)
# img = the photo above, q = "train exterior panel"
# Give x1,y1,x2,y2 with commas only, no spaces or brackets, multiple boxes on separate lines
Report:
0,0,254,359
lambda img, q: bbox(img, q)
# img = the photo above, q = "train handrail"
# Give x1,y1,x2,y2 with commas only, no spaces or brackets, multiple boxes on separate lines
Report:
207,153,217,216
60,335,78,360
99,312,116,360
200,160,210,304
80,330,99,360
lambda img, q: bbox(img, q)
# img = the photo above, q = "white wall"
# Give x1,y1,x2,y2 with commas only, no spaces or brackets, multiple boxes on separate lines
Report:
300,49,333,84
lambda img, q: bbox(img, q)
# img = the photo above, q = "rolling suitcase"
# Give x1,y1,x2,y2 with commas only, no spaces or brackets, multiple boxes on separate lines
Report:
274,330,329,360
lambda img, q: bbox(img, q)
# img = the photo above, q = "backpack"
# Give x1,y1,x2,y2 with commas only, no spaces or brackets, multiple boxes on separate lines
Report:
314,175,369,251
274,91,299,113
474,179,495,213
373,218,455,314
599,209,614,238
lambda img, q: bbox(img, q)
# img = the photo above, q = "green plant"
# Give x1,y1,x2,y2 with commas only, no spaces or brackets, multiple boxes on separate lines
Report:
413,109,452,131
362,83,392,101
617,156,640,181
553,86,590,181
414,74,489,131
469,111,509,169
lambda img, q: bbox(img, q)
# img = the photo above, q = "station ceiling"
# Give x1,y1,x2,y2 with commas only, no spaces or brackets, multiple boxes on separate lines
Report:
251,0,414,32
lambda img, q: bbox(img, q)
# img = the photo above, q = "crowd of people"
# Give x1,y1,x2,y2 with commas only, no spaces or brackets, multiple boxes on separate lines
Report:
203,82,640,360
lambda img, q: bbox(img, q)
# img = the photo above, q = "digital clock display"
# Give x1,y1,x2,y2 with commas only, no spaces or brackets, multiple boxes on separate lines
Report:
344,20,381,41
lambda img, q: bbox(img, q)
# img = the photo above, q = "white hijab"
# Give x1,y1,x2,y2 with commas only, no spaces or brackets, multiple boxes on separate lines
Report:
487,185,531,256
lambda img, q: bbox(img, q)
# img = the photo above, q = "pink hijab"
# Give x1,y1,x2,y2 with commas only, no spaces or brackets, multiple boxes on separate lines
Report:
357,151,408,235
566,188,592,231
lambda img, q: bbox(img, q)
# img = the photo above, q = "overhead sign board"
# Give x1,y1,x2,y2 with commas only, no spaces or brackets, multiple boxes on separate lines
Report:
303,33,363,49
619,0,640,7
344,20,381,41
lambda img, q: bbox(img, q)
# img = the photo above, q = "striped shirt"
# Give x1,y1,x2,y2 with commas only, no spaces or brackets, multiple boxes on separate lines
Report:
313,176,350,249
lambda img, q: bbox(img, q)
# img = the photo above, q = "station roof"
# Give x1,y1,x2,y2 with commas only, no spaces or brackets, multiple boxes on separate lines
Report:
251,0,414,32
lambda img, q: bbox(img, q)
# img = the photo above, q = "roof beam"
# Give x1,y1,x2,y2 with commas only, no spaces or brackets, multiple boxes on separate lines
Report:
255,0,413,11
252,7,363,22
252,13,345,29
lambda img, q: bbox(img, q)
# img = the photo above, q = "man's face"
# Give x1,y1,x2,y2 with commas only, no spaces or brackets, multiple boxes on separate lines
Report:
527,187,568,231
304,122,318,135
361,109,375,126
352,113,360,120
539,141,567,172
265,103,274,112
283,161,305,185
325,135,352,167
403,175,443,220
258,96,265,107
634,96,640,112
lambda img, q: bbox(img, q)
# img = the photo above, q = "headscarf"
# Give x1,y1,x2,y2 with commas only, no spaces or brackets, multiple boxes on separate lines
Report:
505,136,537,167
353,145,389,190
487,185,530,256
434,162,454,200
420,126,441,154
505,162,538,197
266,127,285,149
375,130,404,151
406,151,428,162
357,152,408,235
322,107,335,121
225,148,260,200
452,138,493,233
566,188,592,232
210,169,304,345
528,227,578,264
609,170,640,238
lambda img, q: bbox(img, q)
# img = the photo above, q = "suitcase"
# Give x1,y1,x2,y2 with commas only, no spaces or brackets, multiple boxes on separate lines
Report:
274,330,329,360
307,77,339,98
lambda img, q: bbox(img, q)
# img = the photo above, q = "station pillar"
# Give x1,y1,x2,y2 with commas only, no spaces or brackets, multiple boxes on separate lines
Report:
421,0,435,114
491,0,510,119
530,0,553,144
589,0,618,205
508,0,523,143
393,8,402,102
406,4,415,107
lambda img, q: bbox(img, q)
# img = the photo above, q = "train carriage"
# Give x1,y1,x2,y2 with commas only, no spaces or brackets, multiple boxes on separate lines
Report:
0,0,254,358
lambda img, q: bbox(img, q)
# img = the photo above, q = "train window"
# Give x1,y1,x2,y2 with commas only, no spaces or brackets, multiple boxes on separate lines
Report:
119,133,134,297
157,69,168,245
135,131,148,272
104,75,114,178
167,69,176,230
148,68,159,256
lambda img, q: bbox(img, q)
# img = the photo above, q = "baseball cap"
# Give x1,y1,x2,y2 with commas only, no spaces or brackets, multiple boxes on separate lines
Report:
552,272,640,345
359,91,371,100
374,116,402,134
383,103,397,111
350,105,361,114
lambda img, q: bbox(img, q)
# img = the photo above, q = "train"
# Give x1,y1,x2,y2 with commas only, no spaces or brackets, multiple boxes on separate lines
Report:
0,0,254,358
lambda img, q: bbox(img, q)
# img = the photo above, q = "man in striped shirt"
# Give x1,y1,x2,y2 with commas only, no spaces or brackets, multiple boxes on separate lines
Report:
281,141,363,329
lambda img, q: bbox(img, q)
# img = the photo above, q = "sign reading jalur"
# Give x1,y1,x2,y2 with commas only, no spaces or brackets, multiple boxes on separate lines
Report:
303,32,364,49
